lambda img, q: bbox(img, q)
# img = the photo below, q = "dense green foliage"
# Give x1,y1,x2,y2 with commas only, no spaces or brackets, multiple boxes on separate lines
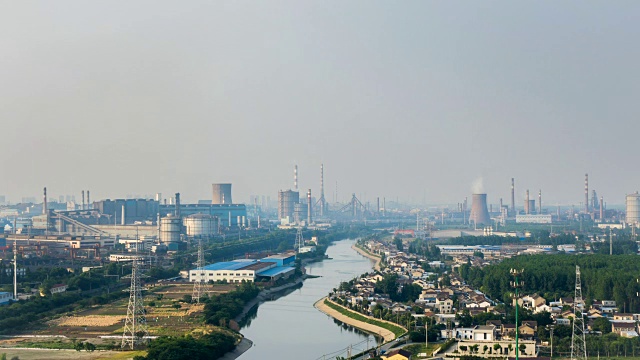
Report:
459,254,640,312
203,282,260,327
141,333,236,360
373,273,422,303
408,239,441,260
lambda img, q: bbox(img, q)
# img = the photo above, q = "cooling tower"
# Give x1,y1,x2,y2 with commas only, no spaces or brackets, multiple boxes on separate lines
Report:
469,194,491,225
212,183,233,205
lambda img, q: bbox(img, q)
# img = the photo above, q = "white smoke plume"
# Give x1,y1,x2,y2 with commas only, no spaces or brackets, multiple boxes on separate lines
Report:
472,177,484,194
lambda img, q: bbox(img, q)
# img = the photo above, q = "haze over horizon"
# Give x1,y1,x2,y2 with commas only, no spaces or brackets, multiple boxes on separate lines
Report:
1,1,639,205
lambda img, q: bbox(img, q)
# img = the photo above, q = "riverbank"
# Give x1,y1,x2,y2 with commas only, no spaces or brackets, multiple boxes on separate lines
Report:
234,275,306,324
352,244,382,271
314,297,404,342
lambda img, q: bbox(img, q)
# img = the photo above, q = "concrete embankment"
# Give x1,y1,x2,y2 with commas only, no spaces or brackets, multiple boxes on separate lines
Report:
314,297,402,343
234,275,306,323
351,244,381,271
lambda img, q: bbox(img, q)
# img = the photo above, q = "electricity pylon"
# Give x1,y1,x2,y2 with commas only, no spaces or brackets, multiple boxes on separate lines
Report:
571,265,587,360
122,259,148,349
295,227,304,251
192,238,212,303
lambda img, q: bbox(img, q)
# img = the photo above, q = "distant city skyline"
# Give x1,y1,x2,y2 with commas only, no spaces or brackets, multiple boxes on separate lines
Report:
1,2,639,205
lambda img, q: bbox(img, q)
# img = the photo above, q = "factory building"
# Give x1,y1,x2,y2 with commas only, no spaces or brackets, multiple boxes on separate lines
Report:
212,183,233,205
278,190,300,222
92,199,159,224
189,258,295,283
158,203,246,227
516,214,553,224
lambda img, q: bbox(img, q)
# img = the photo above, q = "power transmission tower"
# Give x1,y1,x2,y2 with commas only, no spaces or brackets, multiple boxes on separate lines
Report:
192,238,212,303
571,265,587,360
122,259,148,349
295,227,304,251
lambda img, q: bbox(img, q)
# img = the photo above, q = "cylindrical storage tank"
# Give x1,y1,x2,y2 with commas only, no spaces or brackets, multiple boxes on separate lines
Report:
278,190,300,220
183,214,217,236
160,215,181,243
469,194,491,225
293,203,307,224
212,183,233,205
626,192,640,225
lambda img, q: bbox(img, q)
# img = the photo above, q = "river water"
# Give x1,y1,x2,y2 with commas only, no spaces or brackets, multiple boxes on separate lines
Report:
239,239,377,360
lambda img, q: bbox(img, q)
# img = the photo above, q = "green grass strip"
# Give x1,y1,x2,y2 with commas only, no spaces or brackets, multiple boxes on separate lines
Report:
323,299,405,338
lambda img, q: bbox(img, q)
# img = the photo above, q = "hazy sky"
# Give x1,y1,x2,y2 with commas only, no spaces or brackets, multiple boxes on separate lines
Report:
1,1,639,206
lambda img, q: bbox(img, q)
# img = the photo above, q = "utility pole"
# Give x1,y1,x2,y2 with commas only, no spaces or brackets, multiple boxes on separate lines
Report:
13,239,17,301
511,268,524,360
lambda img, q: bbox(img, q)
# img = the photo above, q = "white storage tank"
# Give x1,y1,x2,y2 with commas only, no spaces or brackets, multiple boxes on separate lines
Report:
160,214,181,243
183,214,217,236
626,192,640,225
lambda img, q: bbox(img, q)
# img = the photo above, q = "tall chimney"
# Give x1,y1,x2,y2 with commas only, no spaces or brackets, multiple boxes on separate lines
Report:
43,187,47,215
121,204,125,225
81,190,85,211
86,190,90,210
510,178,515,216
320,164,325,217
538,190,542,214
584,173,589,214
175,193,181,218
525,190,530,214
600,196,604,220
307,189,312,225
294,165,298,191
377,197,380,214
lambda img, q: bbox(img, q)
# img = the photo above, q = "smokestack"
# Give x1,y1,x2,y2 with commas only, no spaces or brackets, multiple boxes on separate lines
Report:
525,190,530,214
538,190,542,214
81,190,85,211
585,173,589,214
500,198,503,210
377,197,380,214
87,190,90,210
175,193,181,218
43,187,47,215
592,190,597,210
469,194,491,225
383,197,386,217
294,165,298,191
307,189,312,224
121,204,125,225
320,164,325,217
511,178,515,216
600,196,604,220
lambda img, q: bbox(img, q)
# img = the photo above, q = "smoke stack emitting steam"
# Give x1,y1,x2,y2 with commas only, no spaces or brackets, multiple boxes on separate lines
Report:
469,193,491,225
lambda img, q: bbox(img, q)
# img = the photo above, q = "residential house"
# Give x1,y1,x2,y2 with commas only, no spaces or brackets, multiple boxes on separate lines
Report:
382,349,412,360
611,321,636,336
436,294,454,314
0,292,12,305
613,313,634,321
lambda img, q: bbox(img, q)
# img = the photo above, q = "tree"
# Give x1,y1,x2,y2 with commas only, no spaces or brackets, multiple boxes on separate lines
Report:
519,343,526,355
483,345,488,354
84,342,96,352
393,237,403,252
493,343,501,354
592,317,612,334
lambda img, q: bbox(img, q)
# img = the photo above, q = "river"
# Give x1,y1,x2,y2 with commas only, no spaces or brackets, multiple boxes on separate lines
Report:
239,239,377,360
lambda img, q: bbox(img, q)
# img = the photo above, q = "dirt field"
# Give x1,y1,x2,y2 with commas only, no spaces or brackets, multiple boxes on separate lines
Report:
31,283,231,339
0,348,145,360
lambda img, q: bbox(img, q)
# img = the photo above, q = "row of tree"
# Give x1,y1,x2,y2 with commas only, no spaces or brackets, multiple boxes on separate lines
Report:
458,254,640,313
